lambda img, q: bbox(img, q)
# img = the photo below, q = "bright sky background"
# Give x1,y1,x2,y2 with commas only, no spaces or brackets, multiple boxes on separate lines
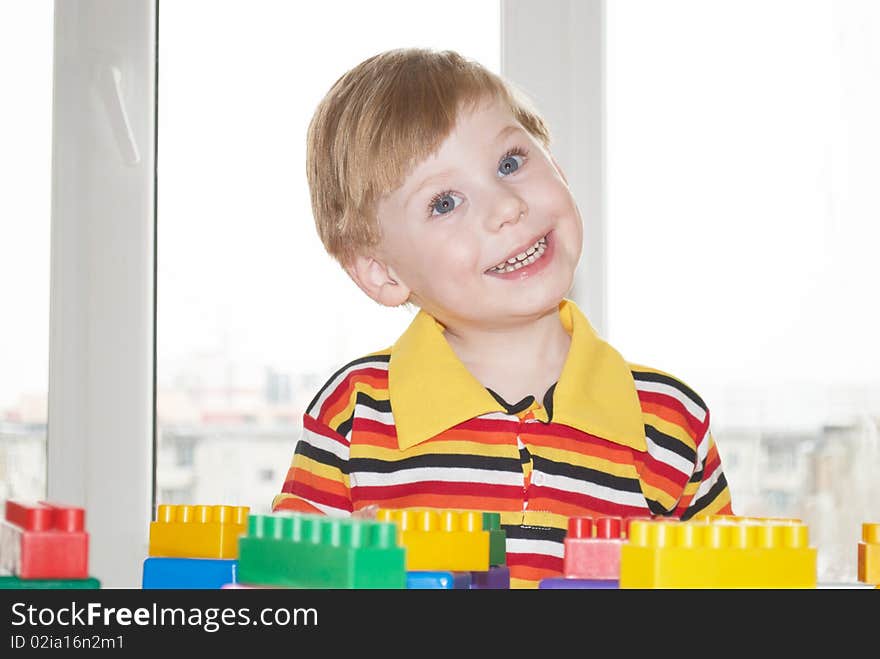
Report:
2,0,879,433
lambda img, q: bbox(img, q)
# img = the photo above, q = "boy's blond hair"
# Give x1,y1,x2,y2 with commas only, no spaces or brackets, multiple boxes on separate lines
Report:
306,48,552,267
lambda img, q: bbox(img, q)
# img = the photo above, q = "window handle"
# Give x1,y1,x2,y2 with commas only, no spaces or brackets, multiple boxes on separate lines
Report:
95,63,141,166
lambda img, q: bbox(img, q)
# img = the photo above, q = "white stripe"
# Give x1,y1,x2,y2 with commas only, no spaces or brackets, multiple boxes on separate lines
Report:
635,379,706,423
506,537,565,559
540,472,647,507
692,459,723,503
351,467,523,488
695,426,711,465
355,404,394,426
298,425,349,462
307,358,389,417
306,500,351,518
480,411,519,422
644,433,693,477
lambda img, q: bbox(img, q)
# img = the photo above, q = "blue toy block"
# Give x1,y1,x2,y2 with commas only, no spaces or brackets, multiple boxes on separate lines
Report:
406,570,472,589
142,557,238,589
538,577,619,589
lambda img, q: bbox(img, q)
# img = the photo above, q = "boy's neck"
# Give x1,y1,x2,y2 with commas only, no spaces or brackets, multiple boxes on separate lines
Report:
441,307,571,403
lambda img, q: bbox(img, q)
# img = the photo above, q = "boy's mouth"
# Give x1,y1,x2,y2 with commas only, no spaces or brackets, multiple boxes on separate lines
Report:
485,234,548,274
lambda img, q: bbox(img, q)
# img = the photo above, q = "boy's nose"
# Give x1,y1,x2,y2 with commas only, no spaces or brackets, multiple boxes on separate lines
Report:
488,199,527,232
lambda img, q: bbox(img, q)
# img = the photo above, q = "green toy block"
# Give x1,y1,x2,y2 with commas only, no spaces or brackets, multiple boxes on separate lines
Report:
237,513,406,589
0,575,101,589
483,512,507,567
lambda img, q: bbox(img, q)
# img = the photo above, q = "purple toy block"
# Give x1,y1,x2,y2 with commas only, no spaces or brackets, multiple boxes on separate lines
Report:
538,577,619,589
470,565,511,589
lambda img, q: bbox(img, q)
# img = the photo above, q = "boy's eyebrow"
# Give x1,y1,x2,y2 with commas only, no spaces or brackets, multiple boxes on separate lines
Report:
405,124,524,204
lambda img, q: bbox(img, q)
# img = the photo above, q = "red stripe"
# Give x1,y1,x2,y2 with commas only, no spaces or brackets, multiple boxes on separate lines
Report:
637,390,705,437
287,482,352,513
353,480,523,501
303,413,350,447
528,485,649,517
506,552,564,573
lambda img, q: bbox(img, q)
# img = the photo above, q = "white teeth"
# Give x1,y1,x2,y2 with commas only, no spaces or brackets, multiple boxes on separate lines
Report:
489,236,548,273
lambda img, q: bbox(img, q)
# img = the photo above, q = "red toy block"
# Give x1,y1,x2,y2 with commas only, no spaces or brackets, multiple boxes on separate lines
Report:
563,515,625,580
0,501,89,579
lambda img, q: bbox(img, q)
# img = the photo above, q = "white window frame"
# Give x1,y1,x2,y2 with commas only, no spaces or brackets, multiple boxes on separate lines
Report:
48,0,602,587
49,0,156,587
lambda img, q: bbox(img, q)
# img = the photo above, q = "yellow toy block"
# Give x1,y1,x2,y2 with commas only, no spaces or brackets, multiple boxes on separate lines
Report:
375,508,490,571
149,504,249,559
857,523,880,585
620,517,817,589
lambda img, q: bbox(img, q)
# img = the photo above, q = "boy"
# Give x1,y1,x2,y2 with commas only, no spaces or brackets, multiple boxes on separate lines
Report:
272,48,733,588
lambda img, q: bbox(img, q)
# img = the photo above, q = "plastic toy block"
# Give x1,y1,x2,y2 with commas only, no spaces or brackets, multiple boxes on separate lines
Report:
0,576,100,590
237,513,406,589
375,508,490,571
470,565,510,589
0,500,89,579
149,504,249,559
538,577,619,589
142,557,238,589
482,512,507,566
620,518,817,588
406,571,472,589
858,522,880,584
563,515,625,580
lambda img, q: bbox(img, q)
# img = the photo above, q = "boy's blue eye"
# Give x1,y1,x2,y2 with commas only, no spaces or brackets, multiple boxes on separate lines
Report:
498,153,524,177
429,191,463,216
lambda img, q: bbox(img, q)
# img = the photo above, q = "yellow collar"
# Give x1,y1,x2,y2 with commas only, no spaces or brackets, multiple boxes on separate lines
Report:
387,299,647,452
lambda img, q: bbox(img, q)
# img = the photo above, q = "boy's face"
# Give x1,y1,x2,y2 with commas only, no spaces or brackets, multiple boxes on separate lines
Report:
369,96,583,329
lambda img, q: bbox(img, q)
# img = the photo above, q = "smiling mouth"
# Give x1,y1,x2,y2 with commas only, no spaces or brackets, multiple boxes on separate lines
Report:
486,235,548,274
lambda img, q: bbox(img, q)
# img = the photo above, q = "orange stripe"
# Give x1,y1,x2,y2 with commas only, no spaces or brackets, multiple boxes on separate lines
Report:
636,466,683,499
640,400,695,438
288,468,349,499
271,496,323,514
509,564,558,584
355,493,521,512
322,373,388,422
520,430,633,462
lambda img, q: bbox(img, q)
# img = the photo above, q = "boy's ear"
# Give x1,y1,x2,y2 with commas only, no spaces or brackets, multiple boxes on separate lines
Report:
344,254,412,307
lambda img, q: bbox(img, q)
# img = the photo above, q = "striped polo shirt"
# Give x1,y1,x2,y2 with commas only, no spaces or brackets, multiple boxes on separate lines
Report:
272,298,733,588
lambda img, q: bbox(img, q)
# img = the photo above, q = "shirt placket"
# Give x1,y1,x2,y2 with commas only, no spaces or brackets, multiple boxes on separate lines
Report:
517,410,536,511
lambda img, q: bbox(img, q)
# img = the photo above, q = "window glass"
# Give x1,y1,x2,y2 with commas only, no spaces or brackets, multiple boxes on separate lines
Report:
606,0,880,581
0,0,53,501
157,0,501,513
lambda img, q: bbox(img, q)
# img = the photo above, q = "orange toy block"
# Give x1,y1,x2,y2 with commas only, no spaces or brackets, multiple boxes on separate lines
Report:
149,504,249,559
858,522,880,585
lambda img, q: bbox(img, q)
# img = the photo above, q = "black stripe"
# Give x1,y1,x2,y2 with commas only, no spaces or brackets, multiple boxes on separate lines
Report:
533,455,643,494
350,453,522,474
295,441,348,476
646,497,674,516
680,474,729,520
306,353,391,415
631,369,707,411
502,524,567,542
338,390,392,438
644,424,697,464
486,388,535,415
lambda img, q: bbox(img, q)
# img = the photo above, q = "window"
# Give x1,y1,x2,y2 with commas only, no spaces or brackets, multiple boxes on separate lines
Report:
0,0,53,502
156,1,502,514
606,0,880,581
